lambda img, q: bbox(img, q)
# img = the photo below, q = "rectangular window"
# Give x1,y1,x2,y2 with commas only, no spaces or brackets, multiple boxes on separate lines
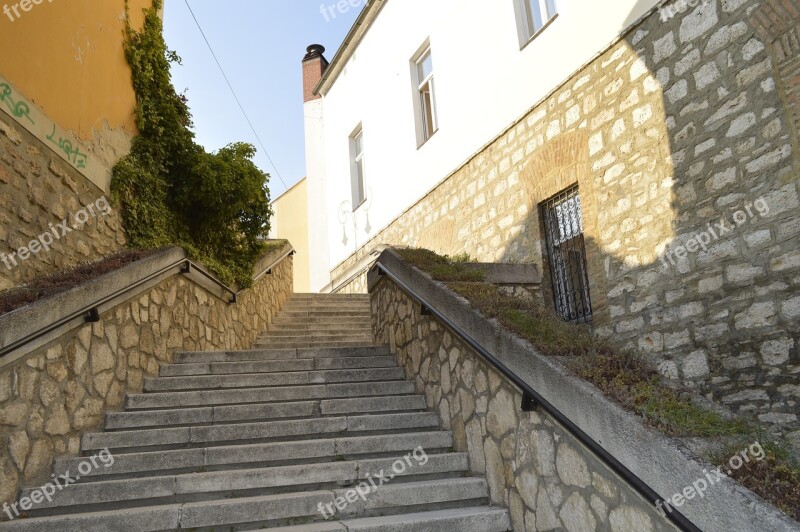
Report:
350,127,366,208
517,0,558,45
414,46,438,145
541,185,592,323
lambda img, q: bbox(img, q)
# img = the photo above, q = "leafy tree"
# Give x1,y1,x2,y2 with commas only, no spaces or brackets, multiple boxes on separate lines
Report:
112,0,272,287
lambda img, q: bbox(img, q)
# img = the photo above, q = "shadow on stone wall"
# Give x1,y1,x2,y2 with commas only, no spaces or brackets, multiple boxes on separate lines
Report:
494,0,800,445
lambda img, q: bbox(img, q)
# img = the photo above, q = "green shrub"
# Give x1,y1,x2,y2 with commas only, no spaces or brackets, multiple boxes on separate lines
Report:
112,0,272,287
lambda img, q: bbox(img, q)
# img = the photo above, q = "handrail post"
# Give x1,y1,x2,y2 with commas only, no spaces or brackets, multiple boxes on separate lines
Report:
521,393,538,412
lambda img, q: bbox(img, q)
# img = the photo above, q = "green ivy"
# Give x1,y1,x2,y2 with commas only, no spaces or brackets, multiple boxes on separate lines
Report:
112,0,273,287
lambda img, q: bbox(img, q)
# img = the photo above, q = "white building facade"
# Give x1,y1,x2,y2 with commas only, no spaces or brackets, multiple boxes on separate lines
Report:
302,0,661,291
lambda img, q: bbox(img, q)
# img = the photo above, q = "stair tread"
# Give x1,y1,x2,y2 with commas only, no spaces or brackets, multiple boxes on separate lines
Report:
159,356,397,377
82,412,441,450
105,395,427,429
125,381,416,410
22,454,470,509
2,480,494,532
56,431,454,478
144,368,405,391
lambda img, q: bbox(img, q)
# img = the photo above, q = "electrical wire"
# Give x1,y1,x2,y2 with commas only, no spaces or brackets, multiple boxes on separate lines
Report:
183,0,290,192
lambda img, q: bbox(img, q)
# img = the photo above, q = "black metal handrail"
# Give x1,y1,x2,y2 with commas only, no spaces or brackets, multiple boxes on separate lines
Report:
249,247,295,289
372,261,701,532
0,249,294,359
181,261,238,302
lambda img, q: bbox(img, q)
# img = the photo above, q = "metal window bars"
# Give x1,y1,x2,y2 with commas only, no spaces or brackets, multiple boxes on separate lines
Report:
541,185,593,323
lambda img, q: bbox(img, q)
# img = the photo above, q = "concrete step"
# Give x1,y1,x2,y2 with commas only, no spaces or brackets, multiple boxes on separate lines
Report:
269,320,372,328
82,412,441,451
159,355,397,377
23,453,469,510
0,491,324,532
254,340,375,349
144,368,405,392
278,310,371,318
261,329,372,338
255,338,375,346
172,346,389,364
105,395,427,429
267,322,372,332
56,432,453,479
1,479,490,531
289,294,370,300
8,478,494,532
126,381,415,409
272,315,371,324
282,301,370,309
279,307,370,315
310,507,511,532
254,338,375,347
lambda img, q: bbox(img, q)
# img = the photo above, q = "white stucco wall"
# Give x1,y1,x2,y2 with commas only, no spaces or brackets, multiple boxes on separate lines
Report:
304,0,660,291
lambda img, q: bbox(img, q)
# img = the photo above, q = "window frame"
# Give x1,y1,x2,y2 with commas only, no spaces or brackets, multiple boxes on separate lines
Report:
411,43,439,148
515,0,558,49
349,125,366,210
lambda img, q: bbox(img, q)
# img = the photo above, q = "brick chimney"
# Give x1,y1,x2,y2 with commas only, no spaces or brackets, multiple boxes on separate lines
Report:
302,44,329,103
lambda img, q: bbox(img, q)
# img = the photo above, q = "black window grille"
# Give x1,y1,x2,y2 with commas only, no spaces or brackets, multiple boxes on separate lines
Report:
541,185,593,323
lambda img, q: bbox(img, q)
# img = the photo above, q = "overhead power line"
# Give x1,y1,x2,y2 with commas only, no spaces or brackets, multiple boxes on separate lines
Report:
184,0,290,192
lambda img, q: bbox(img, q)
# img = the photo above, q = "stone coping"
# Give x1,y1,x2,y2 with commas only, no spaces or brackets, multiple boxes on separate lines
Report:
369,248,798,532
0,242,294,361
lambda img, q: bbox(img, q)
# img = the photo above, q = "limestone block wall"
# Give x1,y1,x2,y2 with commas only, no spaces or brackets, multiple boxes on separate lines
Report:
371,279,677,532
0,256,292,507
334,271,369,295
331,0,800,441
0,111,127,292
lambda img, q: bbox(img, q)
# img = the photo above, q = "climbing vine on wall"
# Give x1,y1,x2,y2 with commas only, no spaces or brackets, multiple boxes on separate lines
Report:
112,0,273,287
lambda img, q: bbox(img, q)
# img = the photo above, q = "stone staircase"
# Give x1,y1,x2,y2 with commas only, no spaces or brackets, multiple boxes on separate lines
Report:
2,293,510,531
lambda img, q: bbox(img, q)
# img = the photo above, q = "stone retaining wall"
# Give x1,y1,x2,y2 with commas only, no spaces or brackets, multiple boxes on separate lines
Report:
0,253,293,507
0,108,127,292
334,0,800,443
371,278,677,532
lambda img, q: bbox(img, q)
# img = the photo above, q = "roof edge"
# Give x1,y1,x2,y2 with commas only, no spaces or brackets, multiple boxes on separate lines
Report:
314,0,387,97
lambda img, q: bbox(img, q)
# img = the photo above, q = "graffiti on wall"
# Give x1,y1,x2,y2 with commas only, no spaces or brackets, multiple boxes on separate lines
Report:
0,83,34,124
46,124,88,169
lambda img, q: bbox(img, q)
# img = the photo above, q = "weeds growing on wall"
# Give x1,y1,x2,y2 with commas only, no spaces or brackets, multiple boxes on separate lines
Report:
112,0,273,287
396,247,746,437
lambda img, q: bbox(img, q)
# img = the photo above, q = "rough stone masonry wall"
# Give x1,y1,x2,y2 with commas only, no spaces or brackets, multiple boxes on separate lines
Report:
0,111,127,292
0,256,292,508
333,0,800,442
371,279,677,532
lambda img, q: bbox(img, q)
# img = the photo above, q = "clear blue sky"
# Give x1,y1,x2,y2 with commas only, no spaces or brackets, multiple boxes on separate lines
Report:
163,0,362,198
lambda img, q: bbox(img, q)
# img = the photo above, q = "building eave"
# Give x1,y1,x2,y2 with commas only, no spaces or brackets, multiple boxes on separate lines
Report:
314,0,387,97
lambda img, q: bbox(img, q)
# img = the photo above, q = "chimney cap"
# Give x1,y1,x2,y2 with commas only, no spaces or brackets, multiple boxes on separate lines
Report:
304,44,326,61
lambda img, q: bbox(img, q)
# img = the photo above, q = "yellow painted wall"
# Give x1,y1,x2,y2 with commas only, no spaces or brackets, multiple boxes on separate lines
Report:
0,0,151,139
271,178,311,293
